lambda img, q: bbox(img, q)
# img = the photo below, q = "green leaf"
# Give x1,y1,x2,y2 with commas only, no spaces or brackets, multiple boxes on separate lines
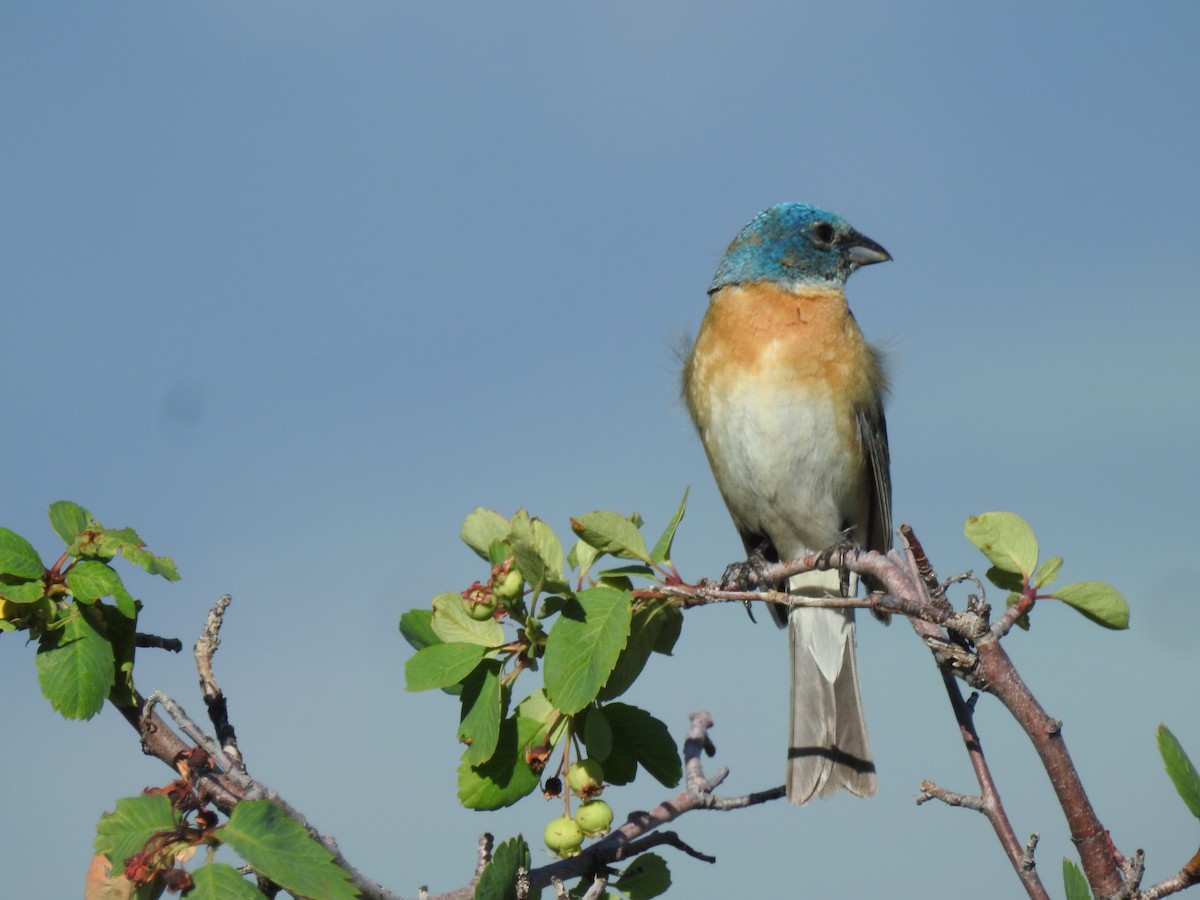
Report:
1050,582,1129,630
112,586,139,620
460,660,505,766
583,706,613,762
474,835,530,900
94,601,139,709
219,800,356,900
650,488,689,565
49,500,91,544
37,609,115,719
399,608,441,651
569,539,600,581
571,512,652,564
602,703,680,788
120,544,180,581
1062,858,1091,900
613,852,672,899
406,642,488,692
67,561,124,603
462,508,511,560
985,566,1024,593
599,565,656,581
598,601,674,702
964,512,1038,579
651,605,683,655
458,714,545,810
0,527,45,579
95,794,178,870
531,518,568,590
544,586,632,714
514,689,564,735
1033,555,1063,589
1158,724,1200,820
189,863,267,899
507,512,571,597
431,593,505,646
0,577,47,604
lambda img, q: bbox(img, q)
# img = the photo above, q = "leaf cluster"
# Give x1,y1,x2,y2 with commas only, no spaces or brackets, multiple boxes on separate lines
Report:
89,789,355,900
403,495,691,897
964,511,1129,631
0,501,179,719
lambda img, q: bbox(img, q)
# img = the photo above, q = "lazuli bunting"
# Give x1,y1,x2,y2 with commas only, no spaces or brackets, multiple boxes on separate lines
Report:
683,203,892,804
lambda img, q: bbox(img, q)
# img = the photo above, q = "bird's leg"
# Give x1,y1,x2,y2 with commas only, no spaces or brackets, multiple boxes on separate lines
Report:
720,539,779,623
833,530,859,598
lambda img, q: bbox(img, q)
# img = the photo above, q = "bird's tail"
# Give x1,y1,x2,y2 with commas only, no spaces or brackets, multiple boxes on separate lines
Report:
782,569,876,805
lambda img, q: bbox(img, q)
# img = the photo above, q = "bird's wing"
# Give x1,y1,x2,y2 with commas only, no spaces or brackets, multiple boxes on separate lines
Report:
856,404,892,611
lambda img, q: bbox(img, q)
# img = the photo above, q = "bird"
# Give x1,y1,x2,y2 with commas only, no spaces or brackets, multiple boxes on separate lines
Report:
682,202,893,805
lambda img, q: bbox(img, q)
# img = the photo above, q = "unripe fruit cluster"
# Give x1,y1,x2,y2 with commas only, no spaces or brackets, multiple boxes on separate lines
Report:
542,800,615,857
543,759,614,857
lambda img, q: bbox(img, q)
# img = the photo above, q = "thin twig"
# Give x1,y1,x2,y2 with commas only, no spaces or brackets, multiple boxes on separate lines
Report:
194,594,243,769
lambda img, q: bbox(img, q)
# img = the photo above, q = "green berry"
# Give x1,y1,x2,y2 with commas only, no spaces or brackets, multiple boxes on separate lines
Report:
465,595,497,621
493,567,523,602
566,759,605,796
543,816,584,857
575,800,614,837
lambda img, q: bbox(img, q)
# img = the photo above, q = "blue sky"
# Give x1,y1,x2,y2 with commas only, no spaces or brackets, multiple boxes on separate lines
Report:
4,3,1200,897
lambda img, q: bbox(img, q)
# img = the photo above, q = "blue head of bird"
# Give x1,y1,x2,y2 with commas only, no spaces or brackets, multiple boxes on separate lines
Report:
710,203,891,294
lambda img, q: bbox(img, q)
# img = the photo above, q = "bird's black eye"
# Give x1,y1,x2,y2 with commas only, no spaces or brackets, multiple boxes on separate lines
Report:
811,221,836,246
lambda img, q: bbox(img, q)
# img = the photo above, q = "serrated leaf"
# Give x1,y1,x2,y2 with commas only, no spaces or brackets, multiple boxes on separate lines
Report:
460,660,505,766
0,577,47,603
571,512,652,564
598,601,672,702
189,863,266,899
0,527,45,579
1158,724,1200,820
508,512,571,597
219,800,356,900
120,544,180,582
544,586,632,714
68,561,125,603
650,488,689,565
95,794,178,871
613,852,672,899
1063,858,1091,900
457,714,544,810
603,703,681,788
37,608,115,719
399,608,441,651
1033,556,1063,589
474,835,530,900
431,592,505,646
462,508,511,560
531,518,568,589
964,512,1038,579
405,642,488,692
49,500,92,544
583,706,613,762
1051,582,1129,630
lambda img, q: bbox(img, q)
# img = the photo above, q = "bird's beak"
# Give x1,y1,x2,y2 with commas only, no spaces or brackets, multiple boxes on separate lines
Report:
845,234,892,267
